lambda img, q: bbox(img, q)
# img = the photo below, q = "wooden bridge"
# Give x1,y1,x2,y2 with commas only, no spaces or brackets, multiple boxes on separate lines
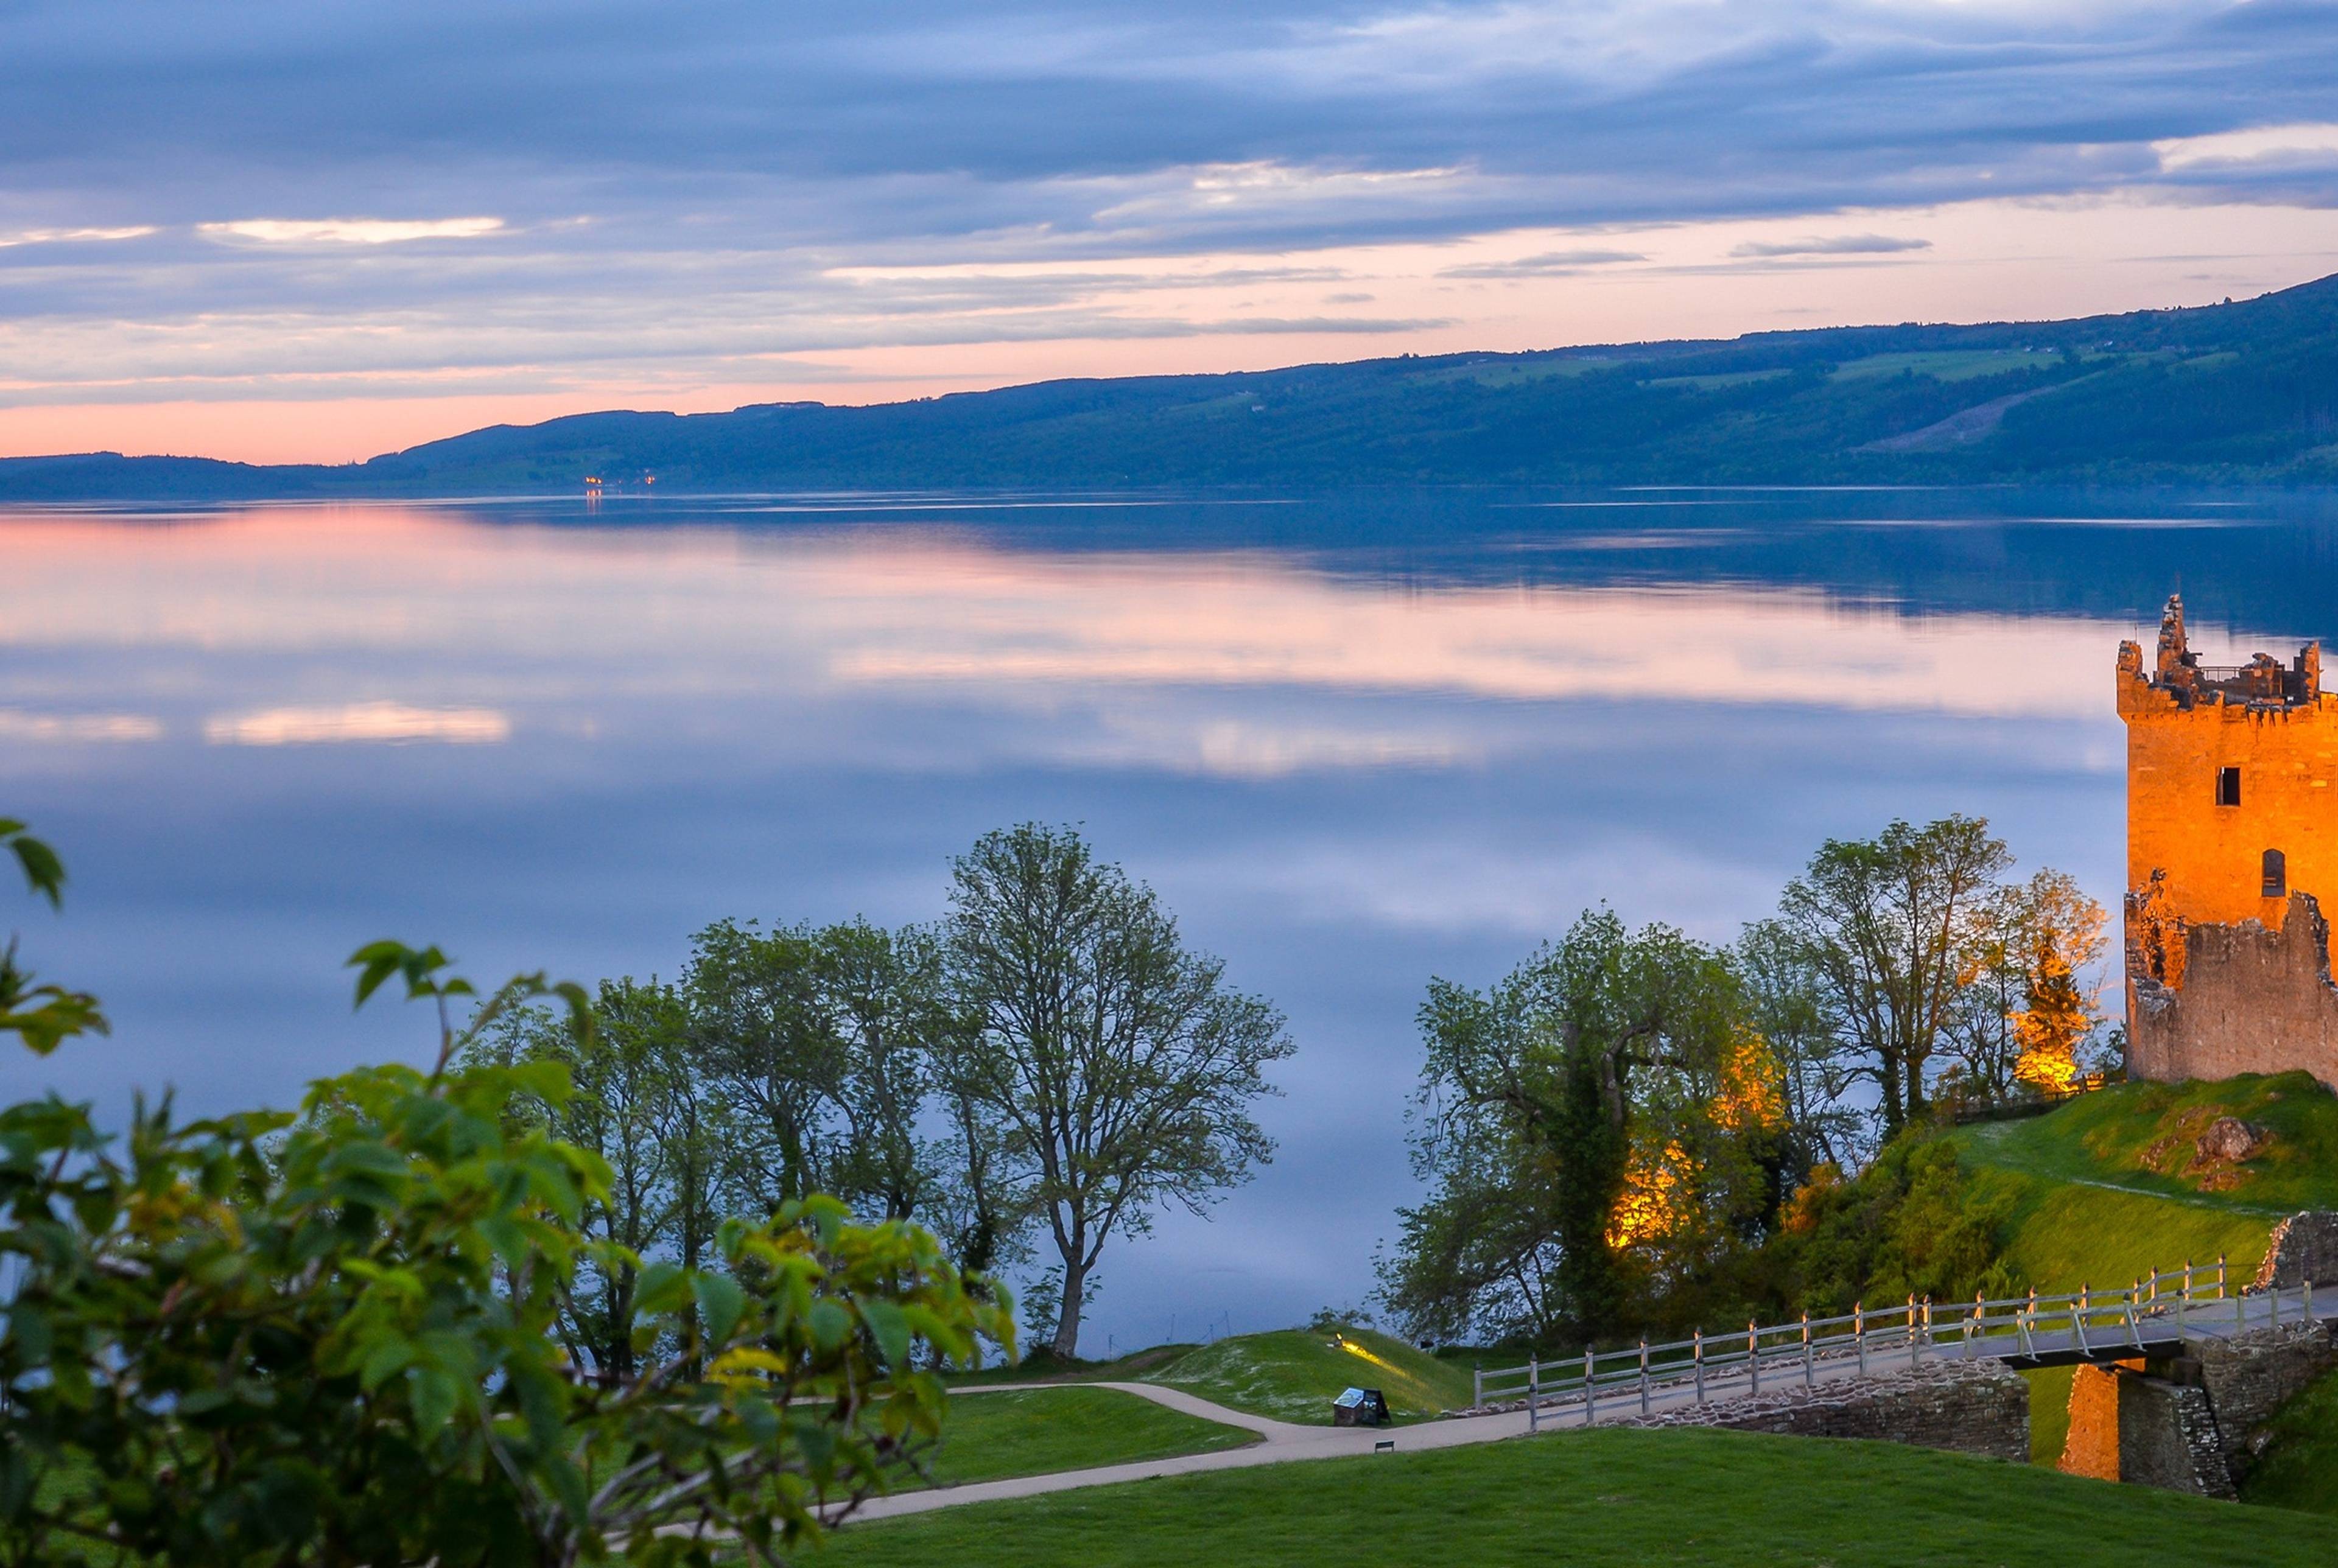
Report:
1474,1259,2336,1431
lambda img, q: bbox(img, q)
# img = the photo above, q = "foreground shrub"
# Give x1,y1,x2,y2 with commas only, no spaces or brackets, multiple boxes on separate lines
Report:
0,826,1007,1566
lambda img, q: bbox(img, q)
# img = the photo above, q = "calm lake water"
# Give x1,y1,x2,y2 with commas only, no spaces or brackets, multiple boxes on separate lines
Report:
7,486,2337,1349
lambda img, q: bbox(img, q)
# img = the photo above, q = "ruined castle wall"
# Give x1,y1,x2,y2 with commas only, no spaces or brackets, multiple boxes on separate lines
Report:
2122,685,2338,974
2194,1323,2338,1473
1616,1359,2029,1462
2129,894,2338,1092
2250,1213,2338,1291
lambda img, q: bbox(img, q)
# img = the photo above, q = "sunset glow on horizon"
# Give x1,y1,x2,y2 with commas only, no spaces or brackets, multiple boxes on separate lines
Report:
6,3,2338,464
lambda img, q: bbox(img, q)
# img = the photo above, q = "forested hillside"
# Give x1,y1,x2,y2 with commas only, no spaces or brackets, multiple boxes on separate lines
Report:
9,273,2338,498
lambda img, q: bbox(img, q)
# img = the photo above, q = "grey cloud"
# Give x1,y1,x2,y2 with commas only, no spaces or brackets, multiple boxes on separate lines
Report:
1729,234,1933,258
1441,247,1648,278
3,1,2338,402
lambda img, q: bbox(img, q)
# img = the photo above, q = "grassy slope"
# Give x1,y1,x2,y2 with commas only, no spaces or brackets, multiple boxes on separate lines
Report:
945,1343,1196,1388
1948,1073,2338,1292
1147,1326,1478,1425
922,1387,1256,1488
1948,1073,2338,1471
2240,1365,2338,1516
824,1427,2338,1568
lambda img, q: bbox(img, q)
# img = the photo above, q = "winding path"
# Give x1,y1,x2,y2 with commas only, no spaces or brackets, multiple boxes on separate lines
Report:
852,1286,2338,1522
853,1381,1536,1521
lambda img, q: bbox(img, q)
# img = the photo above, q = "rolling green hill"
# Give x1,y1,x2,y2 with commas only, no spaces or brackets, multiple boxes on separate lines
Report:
11,274,2338,497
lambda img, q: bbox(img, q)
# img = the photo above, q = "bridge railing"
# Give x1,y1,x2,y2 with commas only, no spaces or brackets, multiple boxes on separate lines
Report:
1470,1255,2313,1432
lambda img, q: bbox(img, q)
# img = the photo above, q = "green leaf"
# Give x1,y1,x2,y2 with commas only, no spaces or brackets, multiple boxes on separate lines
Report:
1,821,65,908
409,1365,460,1438
860,1299,911,1369
693,1272,748,1347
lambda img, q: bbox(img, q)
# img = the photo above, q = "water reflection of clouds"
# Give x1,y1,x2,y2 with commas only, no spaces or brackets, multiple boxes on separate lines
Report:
0,508,2252,733
204,703,511,747
0,501,2157,1345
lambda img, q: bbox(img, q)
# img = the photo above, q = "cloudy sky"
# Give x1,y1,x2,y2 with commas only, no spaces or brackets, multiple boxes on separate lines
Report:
7,0,2338,462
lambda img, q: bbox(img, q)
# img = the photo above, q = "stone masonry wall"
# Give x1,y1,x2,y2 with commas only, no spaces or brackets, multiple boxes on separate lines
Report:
2195,1321,2338,1481
2128,894,2338,1091
2250,1212,2338,1292
1613,1358,2028,1463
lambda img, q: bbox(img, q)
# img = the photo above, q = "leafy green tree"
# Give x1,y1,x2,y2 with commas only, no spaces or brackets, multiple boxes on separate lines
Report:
684,919,846,1213
1736,918,1862,1169
0,826,1009,1567
1384,909,1755,1343
479,976,730,1380
1778,816,2011,1136
944,824,1292,1359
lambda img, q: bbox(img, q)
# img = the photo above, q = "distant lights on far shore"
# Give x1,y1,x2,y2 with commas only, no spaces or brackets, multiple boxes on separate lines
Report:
581,472,655,495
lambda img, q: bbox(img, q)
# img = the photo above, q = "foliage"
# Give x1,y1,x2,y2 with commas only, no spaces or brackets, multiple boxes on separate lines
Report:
812,1425,2338,1568
1940,869,2108,1101
1382,910,1780,1343
0,825,1011,1567
944,824,1293,1359
0,819,105,1057
1778,816,2011,1136
475,977,730,1380
1772,1138,2017,1313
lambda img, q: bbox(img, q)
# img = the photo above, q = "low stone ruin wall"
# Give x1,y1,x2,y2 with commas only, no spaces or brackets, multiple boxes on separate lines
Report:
2250,1212,2338,1292
2198,1321,2338,1474
1611,1357,2028,1463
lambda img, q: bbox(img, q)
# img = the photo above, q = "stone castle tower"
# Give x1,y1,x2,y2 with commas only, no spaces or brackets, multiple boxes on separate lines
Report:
2119,594,2338,1089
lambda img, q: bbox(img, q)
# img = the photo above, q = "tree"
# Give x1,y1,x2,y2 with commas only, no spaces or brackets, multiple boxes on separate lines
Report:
1778,816,2010,1136
683,919,848,1213
478,977,729,1380
943,824,1292,1359
0,824,1009,1567
1937,868,2107,1102
2010,870,2107,1092
1736,918,1865,1169
1383,910,1760,1342
809,920,949,1224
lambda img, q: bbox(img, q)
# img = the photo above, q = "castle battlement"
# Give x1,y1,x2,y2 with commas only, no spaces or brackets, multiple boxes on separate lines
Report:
2122,593,2338,1091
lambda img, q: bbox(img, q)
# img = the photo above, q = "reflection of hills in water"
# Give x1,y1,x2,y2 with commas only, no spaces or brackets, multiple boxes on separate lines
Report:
464,486,2338,649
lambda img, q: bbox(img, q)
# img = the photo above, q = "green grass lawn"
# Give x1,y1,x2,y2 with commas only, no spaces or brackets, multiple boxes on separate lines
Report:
2239,1365,2338,1516
824,1426,2338,1567
1148,1325,1476,1424
919,1387,1257,1488
1948,1073,2338,1292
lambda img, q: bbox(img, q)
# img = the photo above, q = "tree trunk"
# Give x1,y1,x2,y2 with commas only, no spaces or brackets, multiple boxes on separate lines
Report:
1051,1253,1088,1359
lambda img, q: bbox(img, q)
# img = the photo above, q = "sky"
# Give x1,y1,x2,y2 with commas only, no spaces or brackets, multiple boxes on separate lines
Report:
7,0,2338,463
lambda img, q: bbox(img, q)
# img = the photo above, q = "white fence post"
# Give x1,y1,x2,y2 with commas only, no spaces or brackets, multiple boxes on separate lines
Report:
1473,1363,1483,1409
1694,1328,1705,1403
1801,1312,1814,1388
1528,1355,1539,1433
1640,1339,1651,1415
1855,1302,1867,1374
1583,1348,1596,1424
1749,1320,1760,1396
